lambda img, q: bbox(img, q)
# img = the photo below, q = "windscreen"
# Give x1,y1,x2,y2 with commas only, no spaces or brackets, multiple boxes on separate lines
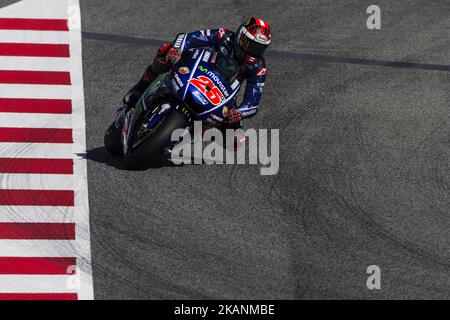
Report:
210,48,240,83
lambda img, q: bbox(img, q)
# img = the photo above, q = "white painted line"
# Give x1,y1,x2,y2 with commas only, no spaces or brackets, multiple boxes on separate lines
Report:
0,84,73,100
0,30,70,44
0,113,72,129
0,173,76,190
0,57,70,72
64,0,94,301
0,0,72,19
0,239,90,257
0,206,75,223
0,275,77,293
0,143,75,159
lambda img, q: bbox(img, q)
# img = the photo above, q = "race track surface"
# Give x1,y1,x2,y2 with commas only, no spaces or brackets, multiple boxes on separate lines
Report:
77,0,450,299
0,0,17,7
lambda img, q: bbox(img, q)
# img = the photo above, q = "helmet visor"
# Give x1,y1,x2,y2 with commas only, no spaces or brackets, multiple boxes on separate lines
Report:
238,33,269,58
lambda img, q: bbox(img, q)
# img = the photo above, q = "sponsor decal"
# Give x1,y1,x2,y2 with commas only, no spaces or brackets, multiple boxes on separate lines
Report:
231,79,240,90
188,76,225,106
203,51,211,62
246,56,257,64
240,107,258,117
179,67,190,75
211,52,218,64
198,65,209,73
195,66,233,100
206,71,229,97
174,34,185,49
192,49,200,59
256,68,267,76
210,113,224,123
255,34,269,44
174,73,184,87
158,103,172,115
192,90,208,105
171,79,180,91
222,106,229,118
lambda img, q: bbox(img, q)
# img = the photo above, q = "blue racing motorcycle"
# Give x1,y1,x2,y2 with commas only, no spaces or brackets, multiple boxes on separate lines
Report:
104,46,242,169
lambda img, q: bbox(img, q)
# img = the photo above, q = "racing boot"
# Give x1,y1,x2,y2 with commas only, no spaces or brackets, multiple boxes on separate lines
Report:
115,43,180,128
124,65,158,107
115,66,157,127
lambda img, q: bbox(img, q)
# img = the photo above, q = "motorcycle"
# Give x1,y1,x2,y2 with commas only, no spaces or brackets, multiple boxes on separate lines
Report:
104,46,242,169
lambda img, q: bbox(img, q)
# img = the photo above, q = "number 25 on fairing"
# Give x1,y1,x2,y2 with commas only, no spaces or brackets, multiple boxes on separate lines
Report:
189,76,224,106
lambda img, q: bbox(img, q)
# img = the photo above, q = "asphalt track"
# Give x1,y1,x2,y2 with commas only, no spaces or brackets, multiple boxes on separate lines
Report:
83,0,450,299
4,0,450,299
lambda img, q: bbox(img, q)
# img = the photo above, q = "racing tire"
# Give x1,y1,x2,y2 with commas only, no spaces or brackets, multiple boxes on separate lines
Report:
104,122,123,155
124,110,187,170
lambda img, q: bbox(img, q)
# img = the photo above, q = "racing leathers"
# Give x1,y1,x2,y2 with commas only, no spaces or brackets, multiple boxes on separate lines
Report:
122,28,267,126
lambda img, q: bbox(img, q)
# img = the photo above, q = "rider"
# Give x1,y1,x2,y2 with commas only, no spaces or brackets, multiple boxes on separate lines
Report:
120,17,271,127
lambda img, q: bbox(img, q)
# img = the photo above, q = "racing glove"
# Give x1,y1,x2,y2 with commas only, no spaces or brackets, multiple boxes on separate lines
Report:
166,47,182,64
123,44,181,109
225,108,243,124
151,43,181,74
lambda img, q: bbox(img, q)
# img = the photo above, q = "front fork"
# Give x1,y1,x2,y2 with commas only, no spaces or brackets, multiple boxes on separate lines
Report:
114,107,127,129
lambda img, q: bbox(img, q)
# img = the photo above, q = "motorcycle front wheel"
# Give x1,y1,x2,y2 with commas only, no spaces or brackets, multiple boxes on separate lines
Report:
124,110,187,169
104,122,123,155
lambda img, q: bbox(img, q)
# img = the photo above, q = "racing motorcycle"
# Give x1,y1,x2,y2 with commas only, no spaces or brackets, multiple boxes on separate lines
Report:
104,46,242,169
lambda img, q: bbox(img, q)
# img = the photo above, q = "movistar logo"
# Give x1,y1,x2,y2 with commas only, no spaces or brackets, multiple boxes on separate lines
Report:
197,66,209,73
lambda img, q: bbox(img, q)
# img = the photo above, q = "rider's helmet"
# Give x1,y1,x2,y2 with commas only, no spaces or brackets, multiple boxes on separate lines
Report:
234,17,271,64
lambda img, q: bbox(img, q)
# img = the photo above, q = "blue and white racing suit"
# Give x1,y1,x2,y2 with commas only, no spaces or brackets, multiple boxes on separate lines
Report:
170,28,267,121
